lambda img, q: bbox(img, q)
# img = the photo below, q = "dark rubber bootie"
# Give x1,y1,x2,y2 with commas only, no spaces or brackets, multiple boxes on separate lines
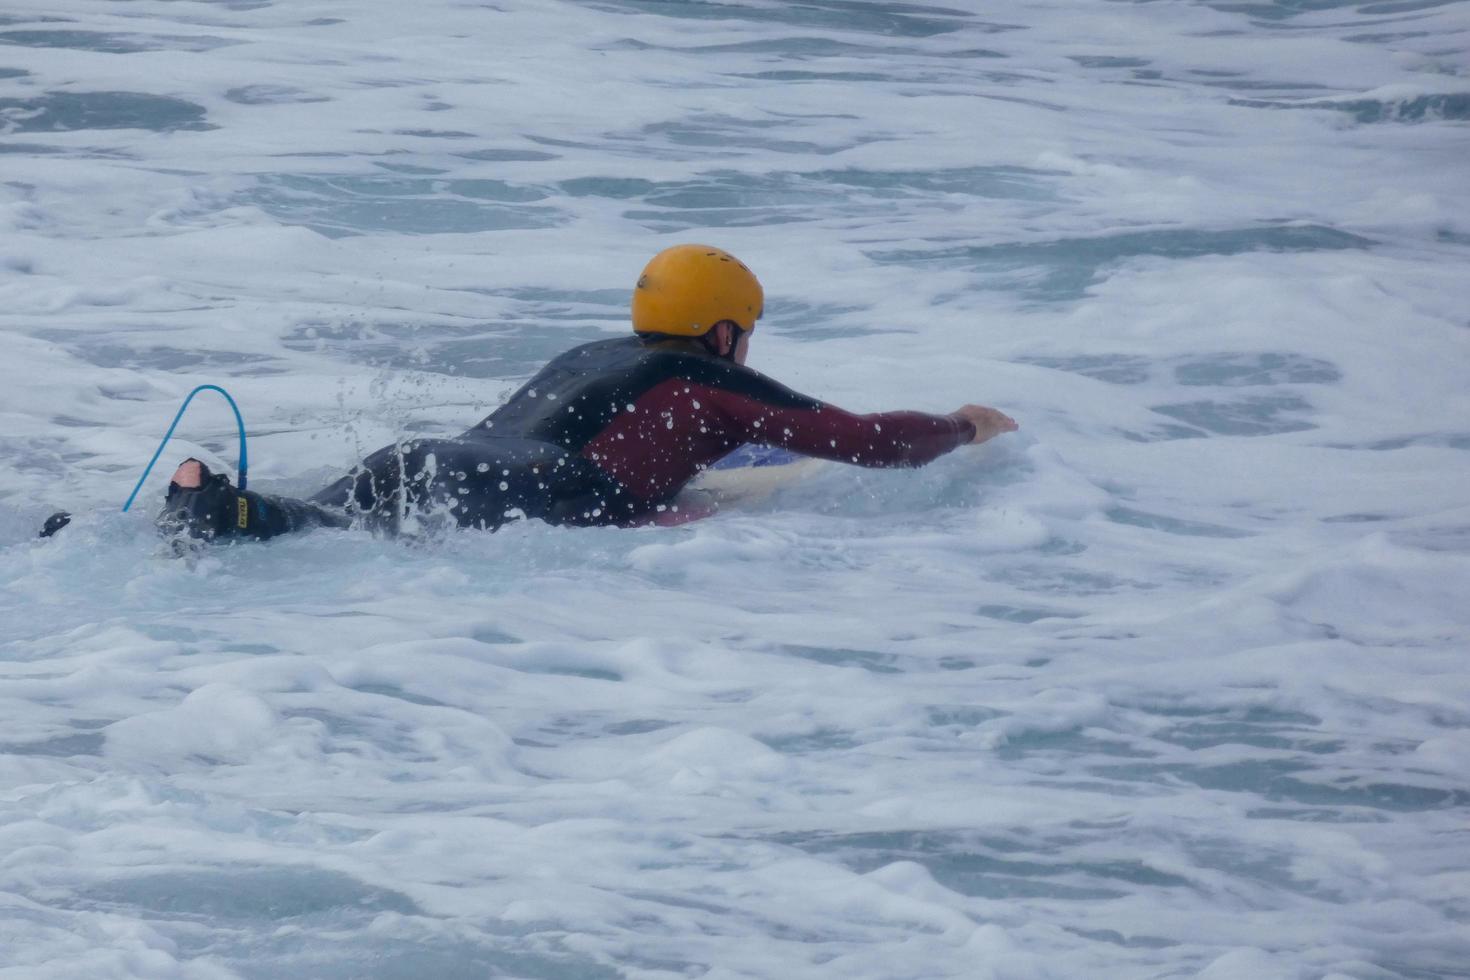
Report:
156,459,241,541
155,458,348,543
39,512,72,538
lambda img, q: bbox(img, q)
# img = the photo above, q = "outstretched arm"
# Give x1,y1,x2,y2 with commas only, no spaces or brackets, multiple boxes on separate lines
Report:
682,359,1018,467
709,386,1014,467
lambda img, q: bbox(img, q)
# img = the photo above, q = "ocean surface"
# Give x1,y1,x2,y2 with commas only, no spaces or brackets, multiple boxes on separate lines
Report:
2,1,1468,977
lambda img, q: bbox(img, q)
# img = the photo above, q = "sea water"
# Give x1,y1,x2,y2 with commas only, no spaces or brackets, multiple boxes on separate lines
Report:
1,1,1468,977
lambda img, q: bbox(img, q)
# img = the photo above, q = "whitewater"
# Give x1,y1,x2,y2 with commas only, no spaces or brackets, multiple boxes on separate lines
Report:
2,0,1468,977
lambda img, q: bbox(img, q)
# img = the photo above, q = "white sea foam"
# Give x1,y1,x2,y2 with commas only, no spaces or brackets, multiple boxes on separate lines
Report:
2,0,1469,976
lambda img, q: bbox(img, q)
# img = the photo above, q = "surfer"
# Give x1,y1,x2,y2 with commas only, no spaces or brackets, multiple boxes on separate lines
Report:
155,244,1017,541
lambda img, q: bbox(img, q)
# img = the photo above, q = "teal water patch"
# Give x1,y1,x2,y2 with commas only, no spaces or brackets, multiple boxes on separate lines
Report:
1191,0,1372,22
205,929,621,980
0,141,61,155
926,705,1005,727
1325,432,1470,451
1344,30,1432,43
675,37,1017,84
1358,0,1466,13
225,84,330,105
34,337,286,377
619,198,808,230
992,565,1155,596
735,49,1024,84
1157,721,1343,754
736,70,896,82
774,643,902,674
640,37,965,58
67,870,625,980
815,164,1054,198
1015,354,1152,384
1105,507,1253,538
1150,393,1316,436
374,161,448,175
223,939,622,980
1144,706,1333,751
0,144,133,162
1183,837,1348,903
392,128,476,139
771,829,1188,900
1069,55,1151,68
350,683,450,708
78,868,418,921
525,665,623,682
1335,92,1470,123
1172,352,1341,386
0,436,76,482
758,727,860,752
568,165,1054,231
1064,928,1178,950
240,174,560,237
1392,524,1470,554
497,286,629,311
1095,755,1470,812
283,707,407,747
0,731,103,757
1232,92,1470,123
1203,79,1333,91
868,224,1372,301
604,718,678,736
976,603,1083,622
761,299,885,342
631,113,875,157
0,30,236,53
1244,806,1389,823
284,318,612,378
0,91,212,133
454,147,559,162
579,0,977,37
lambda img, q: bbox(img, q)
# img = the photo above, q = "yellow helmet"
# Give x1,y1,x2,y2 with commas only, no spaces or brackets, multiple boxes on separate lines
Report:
632,244,763,337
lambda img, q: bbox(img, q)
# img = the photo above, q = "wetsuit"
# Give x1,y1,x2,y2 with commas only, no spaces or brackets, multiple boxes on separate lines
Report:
198,335,976,539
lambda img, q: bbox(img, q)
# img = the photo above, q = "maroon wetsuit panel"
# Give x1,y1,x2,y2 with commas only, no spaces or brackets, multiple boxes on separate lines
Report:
581,377,975,503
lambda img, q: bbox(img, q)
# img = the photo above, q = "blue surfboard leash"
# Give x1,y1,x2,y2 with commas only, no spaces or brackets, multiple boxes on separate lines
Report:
122,384,250,512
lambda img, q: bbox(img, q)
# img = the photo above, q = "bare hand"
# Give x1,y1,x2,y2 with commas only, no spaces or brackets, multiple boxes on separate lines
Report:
951,404,1018,445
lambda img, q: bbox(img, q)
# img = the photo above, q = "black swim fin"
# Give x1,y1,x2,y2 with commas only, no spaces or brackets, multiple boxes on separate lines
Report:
38,511,71,538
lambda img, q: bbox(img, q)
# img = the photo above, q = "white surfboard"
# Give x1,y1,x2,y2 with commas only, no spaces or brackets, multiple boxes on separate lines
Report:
685,444,828,505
